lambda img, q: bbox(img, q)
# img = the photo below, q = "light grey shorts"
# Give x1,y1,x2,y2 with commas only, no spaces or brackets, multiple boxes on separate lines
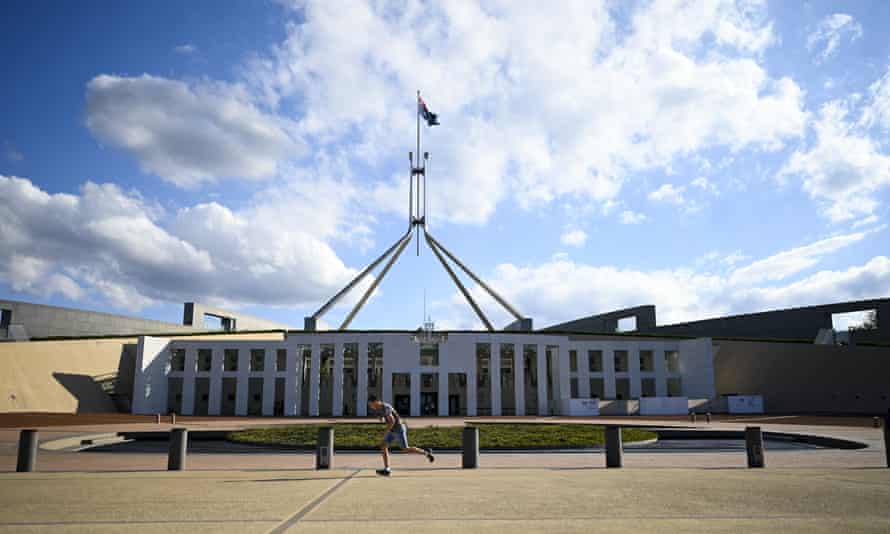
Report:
383,424,409,448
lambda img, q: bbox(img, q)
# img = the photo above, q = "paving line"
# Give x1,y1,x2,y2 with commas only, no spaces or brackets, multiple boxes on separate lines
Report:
0,519,280,526
299,514,843,523
268,469,360,534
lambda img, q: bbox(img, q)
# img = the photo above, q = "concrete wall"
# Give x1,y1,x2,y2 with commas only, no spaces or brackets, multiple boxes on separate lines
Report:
648,298,890,343
0,299,196,340
714,340,890,414
543,305,657,333
183,302,292,331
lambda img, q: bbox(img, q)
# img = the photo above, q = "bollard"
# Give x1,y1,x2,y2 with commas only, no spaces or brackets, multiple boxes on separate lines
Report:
745,426,765,468
171,413,176,425
156,413,161,424
16,429,38,472
462,427,479,469
316,427,334,470
884,416,890,468
605,426,623,468
874,416,880,429
706,412,711,424
167,427,188,471
690,412,696,423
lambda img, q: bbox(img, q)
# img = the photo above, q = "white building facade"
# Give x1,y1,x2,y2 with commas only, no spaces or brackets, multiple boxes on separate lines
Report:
132,332,715,417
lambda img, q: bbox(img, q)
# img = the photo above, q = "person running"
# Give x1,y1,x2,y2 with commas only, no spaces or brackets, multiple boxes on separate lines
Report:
367,395,434,476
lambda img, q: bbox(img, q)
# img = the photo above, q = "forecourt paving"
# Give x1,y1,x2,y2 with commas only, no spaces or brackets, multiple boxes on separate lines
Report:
1,468,889,533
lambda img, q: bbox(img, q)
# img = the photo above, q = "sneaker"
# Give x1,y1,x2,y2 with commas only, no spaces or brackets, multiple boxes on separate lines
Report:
425,449,435,463
376,468,391,476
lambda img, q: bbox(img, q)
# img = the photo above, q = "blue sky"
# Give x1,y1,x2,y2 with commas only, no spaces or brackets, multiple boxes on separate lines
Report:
1,0,889,331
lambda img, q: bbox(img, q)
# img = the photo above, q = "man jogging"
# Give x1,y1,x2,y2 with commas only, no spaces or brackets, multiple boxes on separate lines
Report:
368,395,434,476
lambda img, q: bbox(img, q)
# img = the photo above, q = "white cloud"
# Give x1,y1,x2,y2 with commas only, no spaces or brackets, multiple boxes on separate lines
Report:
648,183,686,205
852,214,879,229
807,13,862,62
619,210,647,224
721,250,749,266
434,234,889,328
174,44,197,55
860,66,890,131
691,176,719,194
245,0,804,224
779,100,890,222
560,229,587,248
0,175,368,313
85,74,303,188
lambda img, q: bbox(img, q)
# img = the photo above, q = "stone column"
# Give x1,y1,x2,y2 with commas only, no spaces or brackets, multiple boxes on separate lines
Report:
332,343,344,417
208,347,223,416
603,346,617,399
309,343,321,416
262,348,275,416
579,348,591,398
490,342,502,416
558,345,571,415
180,348,197,416
410,371,421,417
654,344,668,397
235,349,249,416
284,346,298,416
356,341,368,416
467,369,478,416
536,344,548,416
514,345,525,416
438,369,449,416
629,345,642,399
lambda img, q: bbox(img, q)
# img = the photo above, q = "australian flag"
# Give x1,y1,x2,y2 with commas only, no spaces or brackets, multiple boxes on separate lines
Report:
418,95,440,127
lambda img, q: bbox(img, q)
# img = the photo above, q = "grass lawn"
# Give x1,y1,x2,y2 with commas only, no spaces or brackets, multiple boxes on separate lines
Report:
228,423,656,450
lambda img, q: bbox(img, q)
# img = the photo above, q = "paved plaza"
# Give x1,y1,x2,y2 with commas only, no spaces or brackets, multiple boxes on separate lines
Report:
0,415,888,532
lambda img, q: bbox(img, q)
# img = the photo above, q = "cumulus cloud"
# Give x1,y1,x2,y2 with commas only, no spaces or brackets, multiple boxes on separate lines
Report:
648,184,686,205
244,0,804,224
779,100,890,222
807,13,862,62
560,229,587,248
619,210,647,224
433,232,889,329
0,175,368,313
85,74,302,188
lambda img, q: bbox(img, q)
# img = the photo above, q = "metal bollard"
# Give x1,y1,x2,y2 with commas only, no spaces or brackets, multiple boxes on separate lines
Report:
316,427,334,470
156,413,161,424
874,416,880,429
690,412,696,423
884,416,890,468
167,428,188,471
605,426,623,468
745,426,765,468
462,427,479,469
171,413,176,425
706,412,712,424
16,429,38,472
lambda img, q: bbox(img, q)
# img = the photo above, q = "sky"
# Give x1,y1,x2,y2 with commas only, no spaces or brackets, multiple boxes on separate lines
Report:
1,0,889,332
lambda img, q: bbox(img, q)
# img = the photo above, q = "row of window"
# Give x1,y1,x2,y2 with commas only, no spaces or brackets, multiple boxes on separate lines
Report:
570,376,684,399
569,349,680,373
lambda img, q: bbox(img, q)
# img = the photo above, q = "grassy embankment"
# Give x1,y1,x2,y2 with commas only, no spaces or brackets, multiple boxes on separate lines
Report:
228,423,656,450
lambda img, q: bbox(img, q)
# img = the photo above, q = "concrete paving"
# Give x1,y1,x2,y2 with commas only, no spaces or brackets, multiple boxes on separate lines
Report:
1,468,889,533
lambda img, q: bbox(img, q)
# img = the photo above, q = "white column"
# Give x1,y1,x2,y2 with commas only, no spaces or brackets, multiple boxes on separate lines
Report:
383,369,393,406
490,342,501,416
284,346,298,416
514,345,525,416
208,348,223,416
235,349,249,416
357,341,368,416
579,348,591,398
181,348,197,415
629,345,641,399
558,345,571,415
654,344,668,397
262,348,275,416
438,369,449,416
604,347,616,399
536,344,548,415
467,369,477,416
410,371,421,416
309,343,321,416
332,343,344,417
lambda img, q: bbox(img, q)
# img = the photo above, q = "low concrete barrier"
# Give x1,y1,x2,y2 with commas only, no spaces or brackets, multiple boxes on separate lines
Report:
605,426,623,468
17,429,38,472
167,428,187,471
884,415,890,468
745,426,765,468
316,427,334,470
462,427,479,468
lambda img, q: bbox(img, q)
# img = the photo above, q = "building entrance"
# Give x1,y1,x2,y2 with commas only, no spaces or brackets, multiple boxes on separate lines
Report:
421,392,437,416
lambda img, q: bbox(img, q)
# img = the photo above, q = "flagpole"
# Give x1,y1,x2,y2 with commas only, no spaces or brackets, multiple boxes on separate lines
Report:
416,90,422,256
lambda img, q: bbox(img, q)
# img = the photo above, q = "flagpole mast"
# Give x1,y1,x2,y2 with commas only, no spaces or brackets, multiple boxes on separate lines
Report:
416,90,422,256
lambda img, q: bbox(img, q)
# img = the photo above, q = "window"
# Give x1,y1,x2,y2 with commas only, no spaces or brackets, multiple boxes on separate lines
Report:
420,343,439,366
368,343,383,388
665,350,680,373
641,377,656,397
588,350,603,372
198,349,212,372
616,316,637,332
569,350,578,372
570,377,579,398
0,309,11,336
170,349,186,372
250,349,265,372
224,349,238,371
614,350,629,372
276,349,287,372
589,378,604,399
640,350,654,372
667,377,683,397
320,345,334,377
615,378,630,400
